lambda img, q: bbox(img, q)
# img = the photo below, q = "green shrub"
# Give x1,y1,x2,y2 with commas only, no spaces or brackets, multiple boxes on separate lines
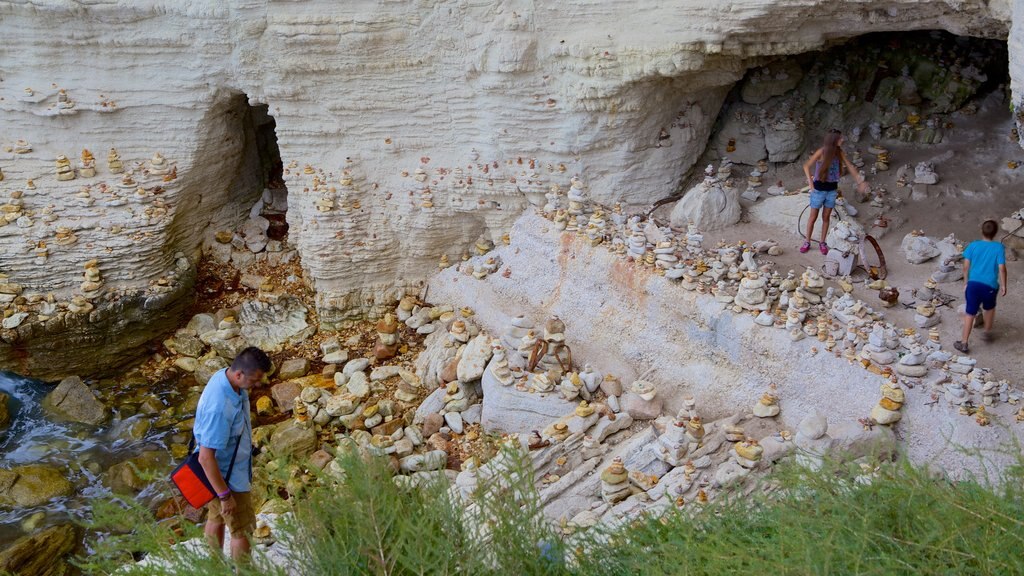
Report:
76,452,1024,576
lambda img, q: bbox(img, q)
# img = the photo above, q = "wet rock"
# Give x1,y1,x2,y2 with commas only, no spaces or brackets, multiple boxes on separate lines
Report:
0,523,81,576
105,451,171,494
211,336,247,360
0,392,10,429
165,333,205,357
42,376,109,426
269,419,316,457
174,357,199,373
138,395,164,416
194,355,229,385
278,358,310,380
0,465,74,507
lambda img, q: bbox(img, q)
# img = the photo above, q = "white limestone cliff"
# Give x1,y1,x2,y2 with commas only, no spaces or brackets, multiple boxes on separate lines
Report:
0,0,1017,375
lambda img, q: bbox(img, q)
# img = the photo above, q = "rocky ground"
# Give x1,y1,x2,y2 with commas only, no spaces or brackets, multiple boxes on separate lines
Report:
3,29,1024,574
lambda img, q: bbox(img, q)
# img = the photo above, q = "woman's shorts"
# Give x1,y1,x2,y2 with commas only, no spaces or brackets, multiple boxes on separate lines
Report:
964,281,998,316
809,189,838,209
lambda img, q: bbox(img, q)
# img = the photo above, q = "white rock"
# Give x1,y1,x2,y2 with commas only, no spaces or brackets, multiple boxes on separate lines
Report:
2,312,28,329
444,412,464,434
343,358,370,375
456,334,492,383
346,371,370,398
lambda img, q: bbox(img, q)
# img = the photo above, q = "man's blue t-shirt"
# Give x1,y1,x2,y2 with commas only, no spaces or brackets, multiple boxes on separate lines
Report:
963,240,1006,289
193,368,252,493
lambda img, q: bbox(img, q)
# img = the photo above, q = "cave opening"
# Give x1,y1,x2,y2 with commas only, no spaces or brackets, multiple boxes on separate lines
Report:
705,30,1011,170
245,101,289,242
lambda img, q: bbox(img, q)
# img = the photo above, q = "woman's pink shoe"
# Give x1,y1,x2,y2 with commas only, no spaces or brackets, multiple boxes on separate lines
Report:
819,242,829,255
799,241,811,253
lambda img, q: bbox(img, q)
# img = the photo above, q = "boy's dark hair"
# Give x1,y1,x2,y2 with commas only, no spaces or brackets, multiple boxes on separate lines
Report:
232,347,272,374
982,219,998,240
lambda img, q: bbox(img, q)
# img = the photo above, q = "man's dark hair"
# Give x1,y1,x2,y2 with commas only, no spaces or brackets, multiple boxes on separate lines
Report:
982,219,998,240
232,347,272,374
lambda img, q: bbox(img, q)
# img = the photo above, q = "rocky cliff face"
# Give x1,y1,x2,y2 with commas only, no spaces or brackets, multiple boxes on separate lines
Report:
0,0,1016,377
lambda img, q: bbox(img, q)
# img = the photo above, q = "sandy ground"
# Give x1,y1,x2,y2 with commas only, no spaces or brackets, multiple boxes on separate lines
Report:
657,93,1024,386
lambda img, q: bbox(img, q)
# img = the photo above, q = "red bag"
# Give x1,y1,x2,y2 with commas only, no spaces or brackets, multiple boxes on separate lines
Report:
170,434,241,509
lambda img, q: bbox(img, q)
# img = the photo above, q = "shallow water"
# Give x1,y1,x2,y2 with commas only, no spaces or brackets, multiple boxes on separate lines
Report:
0,371,177,547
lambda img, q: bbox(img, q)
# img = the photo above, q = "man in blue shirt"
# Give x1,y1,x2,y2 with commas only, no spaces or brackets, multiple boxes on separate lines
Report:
194,346,271,563
955,220,1008,353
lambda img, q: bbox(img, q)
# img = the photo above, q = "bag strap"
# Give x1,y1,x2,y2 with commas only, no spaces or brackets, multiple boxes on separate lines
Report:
224,398,251,483
188,409,246,484
223,432,243,482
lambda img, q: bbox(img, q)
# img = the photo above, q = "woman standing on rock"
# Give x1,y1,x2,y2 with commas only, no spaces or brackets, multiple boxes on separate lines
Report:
801,129,869,254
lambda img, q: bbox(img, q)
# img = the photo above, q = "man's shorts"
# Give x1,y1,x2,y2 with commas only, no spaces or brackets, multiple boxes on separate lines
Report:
964,281,998,316
809,189,838,209
206,491,256,536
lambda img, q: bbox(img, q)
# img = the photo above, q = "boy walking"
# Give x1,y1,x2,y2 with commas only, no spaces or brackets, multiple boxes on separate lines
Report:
955,220,1007,353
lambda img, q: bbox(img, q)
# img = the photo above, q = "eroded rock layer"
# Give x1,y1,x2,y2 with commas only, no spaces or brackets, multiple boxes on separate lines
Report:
0,0,1017,375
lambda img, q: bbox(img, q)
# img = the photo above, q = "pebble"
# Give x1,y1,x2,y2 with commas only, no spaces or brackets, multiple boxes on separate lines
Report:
1,312,28,329
322,350,349,365
346,372,370,398
343,358,370,375
445,412,464,434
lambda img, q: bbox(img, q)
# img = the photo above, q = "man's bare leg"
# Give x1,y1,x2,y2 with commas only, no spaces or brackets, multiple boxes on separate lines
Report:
205,520,226,555
230,535,251,564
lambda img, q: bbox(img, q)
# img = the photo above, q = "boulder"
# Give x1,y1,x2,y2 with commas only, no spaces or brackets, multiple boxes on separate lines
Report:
901,233,941,264
271,379,304,412
764,119,804,163
165,334,205,357
414,387,447,421
195,355,229,386
346,371,370,399
239,296,313,351
456,334,492,383
278,358,310,380
620,392,663,420
0,523,81,576
186,313,217,336
104,451,171,494
669,178,741,231
481,370,575,434
0,465,74,507
42,376,109,426
269,419,316,457
421,413,444,437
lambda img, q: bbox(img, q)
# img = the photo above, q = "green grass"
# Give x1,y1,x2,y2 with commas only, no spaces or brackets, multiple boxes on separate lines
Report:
76,452,1024,576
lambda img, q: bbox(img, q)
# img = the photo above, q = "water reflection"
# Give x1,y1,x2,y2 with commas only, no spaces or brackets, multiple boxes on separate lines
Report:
0,371,177,547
